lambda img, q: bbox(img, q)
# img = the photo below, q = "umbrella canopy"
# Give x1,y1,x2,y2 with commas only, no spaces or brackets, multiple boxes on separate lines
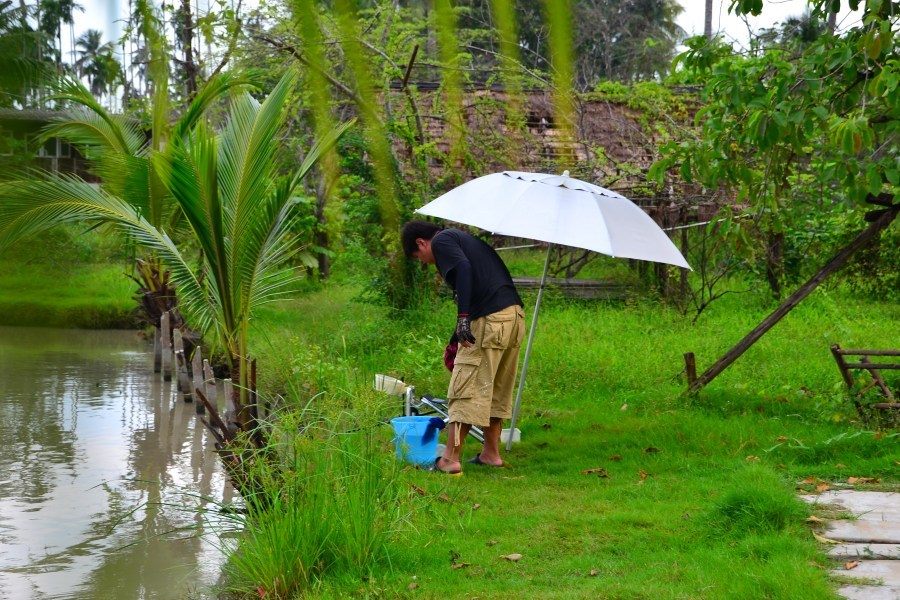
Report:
415,170,691,450
416,170,690,269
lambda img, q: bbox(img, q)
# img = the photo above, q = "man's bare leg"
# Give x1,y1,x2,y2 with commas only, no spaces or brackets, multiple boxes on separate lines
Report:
438,421,470,472
474,417,504,466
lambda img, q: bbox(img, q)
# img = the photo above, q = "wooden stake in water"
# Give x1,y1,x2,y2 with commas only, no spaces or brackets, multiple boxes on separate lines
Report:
153,326,161,373
223,378,237,438
192,347,205,415
160,311,172,382
173,329,192,402
203,359,217,413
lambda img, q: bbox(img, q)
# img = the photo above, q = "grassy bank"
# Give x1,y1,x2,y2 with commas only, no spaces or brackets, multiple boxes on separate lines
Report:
0,226,135,329
245,280,898,598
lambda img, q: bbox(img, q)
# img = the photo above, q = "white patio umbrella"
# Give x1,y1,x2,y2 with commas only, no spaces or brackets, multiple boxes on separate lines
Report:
415,170,691,450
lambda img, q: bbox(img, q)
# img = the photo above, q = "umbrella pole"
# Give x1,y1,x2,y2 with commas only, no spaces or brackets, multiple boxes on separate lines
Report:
506,243,552,451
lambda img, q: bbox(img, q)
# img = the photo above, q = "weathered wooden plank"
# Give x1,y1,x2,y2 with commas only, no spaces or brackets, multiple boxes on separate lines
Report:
832,348,900,357
511,277,629,299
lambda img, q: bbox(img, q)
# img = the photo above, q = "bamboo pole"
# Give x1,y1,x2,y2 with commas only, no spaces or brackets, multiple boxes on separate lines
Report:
688,205,899,393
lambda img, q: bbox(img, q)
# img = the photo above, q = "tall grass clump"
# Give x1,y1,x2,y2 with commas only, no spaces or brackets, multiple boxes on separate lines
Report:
217,395,421,598
701,466,810,538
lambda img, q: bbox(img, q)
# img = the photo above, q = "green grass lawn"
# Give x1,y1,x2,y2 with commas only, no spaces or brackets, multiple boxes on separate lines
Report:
249,281,898,599
2,242,896,598
0,226,135,329
0,258,135,328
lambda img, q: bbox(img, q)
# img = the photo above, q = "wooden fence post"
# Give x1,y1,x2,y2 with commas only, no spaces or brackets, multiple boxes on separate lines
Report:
684,352,697,387
203,359,217,414
173,329,192,402
192,347,205,414
153,326,161,373
161,311,172,382
223,378,237,438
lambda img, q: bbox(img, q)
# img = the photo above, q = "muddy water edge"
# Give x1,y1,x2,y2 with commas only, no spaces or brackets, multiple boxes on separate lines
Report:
0,326,232,600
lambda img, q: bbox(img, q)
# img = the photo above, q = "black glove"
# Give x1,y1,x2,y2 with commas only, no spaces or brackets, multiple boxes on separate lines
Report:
456,315,476,345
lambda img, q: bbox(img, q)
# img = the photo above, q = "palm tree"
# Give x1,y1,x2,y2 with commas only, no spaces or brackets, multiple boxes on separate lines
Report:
0,69,351,422
0,0,52,107
74,29,121,101
74,28,104,77
38,0,83,73
4,71,244,322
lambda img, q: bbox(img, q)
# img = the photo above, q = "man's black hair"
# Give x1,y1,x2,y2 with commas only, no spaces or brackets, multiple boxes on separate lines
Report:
401,220,442,257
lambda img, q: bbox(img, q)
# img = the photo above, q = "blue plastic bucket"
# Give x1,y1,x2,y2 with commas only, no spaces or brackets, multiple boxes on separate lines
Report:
390,416,440,466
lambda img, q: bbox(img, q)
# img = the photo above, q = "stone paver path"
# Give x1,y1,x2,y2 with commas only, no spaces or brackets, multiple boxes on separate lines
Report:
801,490,900,600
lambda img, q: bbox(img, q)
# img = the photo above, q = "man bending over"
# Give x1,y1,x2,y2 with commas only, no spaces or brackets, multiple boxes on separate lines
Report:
401,220,525,475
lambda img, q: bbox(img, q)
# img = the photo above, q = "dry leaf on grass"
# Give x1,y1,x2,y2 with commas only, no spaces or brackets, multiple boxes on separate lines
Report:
806,515,826,524
472,503,481,511
582,467,609,477
639,470,649,480
451,563,472,569
487,540,498,546
813,533,840,544
776,435,789,442
644,447,659,454
847,477,879,484
816,483,831,493
500,554,523,562
800,477,818,485
620,404,628,411
608,454,622,461
408,582,419,590
835,463,847,469
845,561,859,570
409,484,427,496
589,569,600,577
745,455,760,463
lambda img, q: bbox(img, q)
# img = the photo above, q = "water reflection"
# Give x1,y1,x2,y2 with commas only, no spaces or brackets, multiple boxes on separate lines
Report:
0,327,231,599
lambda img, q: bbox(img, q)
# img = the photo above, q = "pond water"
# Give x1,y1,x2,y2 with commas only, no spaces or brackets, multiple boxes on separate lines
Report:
0,327,231,600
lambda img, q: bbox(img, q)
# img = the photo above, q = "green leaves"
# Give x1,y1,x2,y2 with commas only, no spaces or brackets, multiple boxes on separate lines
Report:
830,116,874,155
730,0,764,16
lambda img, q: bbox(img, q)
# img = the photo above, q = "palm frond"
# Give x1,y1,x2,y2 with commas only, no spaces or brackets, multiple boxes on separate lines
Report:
49,79,140,154
171,72,257,142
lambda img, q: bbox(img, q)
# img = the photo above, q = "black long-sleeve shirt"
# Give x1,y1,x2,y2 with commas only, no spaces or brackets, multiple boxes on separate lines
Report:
431,229,522,319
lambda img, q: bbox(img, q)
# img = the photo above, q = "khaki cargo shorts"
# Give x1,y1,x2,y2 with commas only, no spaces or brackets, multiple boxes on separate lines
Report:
447,305,526,428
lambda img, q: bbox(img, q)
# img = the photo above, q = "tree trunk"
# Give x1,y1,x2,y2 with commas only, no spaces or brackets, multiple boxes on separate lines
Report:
704,0,713,39
827,10,837,35
688,205,900,393
180,0,198,98
765,230,784,298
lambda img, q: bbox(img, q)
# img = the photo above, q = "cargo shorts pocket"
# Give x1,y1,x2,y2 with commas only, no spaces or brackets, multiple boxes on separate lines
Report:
448,354,481,399
480,313,514,349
